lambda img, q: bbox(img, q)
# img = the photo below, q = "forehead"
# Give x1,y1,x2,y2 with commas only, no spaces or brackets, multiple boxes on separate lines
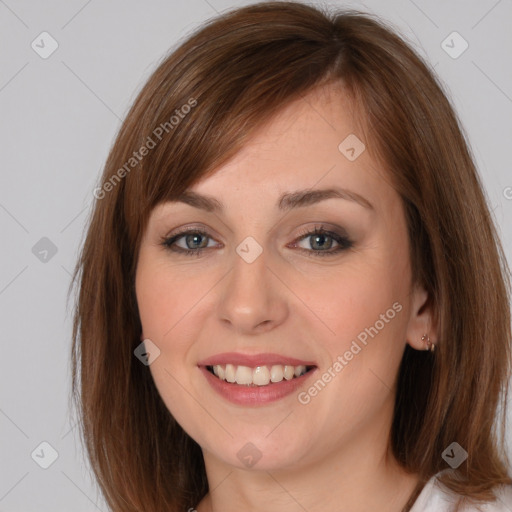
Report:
145,82,403,232
188,83,386,206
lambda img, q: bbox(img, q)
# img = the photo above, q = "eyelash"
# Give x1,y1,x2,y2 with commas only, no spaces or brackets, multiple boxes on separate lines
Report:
160,225,353,258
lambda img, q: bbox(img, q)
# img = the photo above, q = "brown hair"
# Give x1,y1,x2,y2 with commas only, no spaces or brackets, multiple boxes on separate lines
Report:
70,2,512,511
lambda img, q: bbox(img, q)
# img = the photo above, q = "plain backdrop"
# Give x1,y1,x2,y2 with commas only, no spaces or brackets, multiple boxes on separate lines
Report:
1,0,511,510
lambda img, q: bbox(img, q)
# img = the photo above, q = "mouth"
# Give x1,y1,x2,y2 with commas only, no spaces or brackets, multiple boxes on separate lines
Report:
205,363,317,387
197,352,318,405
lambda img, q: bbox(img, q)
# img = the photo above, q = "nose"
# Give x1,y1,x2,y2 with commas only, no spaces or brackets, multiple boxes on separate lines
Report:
217,246,289,335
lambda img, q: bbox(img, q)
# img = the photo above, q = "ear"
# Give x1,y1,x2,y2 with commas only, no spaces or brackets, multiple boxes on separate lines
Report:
406,283,437,351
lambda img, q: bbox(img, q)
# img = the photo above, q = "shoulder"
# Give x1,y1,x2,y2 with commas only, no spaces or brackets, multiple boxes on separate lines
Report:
410,471,512,512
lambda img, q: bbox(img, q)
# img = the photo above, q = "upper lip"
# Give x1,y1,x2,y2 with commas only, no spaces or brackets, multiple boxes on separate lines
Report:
197,352,316,367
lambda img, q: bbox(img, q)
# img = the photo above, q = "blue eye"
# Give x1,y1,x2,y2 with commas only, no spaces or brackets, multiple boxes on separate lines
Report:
161,229,216,257
291,226,353,257
160,225,353,257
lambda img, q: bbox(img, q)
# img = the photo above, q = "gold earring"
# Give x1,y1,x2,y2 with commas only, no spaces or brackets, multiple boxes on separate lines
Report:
421,334,435,352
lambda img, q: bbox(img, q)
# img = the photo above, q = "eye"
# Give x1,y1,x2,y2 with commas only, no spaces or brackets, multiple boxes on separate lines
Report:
160,228,220,257
160,224,353,258
290,225,353,257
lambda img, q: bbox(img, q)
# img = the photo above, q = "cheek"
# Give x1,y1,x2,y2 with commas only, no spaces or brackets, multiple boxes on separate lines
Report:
136,258,209,345
135,258,209,437
294,259,406,349
290,248,409,409
291,271,407,446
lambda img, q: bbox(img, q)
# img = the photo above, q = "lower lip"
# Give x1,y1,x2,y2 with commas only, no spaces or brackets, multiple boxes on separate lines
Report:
199,366,317,406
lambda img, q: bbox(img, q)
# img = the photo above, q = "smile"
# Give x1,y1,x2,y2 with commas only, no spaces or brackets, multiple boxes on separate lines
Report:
207,364,315,386
198,352,318,405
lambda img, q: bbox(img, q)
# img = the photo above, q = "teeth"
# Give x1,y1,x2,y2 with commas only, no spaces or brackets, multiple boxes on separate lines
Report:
210,363,309,386
253,366,270,386
294,365,306,377
270,365,283,382
283,365,295,380
235,365,253,385
225,363,236,383
213,364,225,380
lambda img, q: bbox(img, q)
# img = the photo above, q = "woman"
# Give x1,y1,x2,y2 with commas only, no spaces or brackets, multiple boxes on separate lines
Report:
71,2,512,511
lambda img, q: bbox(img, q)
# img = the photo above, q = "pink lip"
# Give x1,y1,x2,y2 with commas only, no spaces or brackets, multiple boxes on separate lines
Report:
197,352,316,367
199,366,317,406
197,352,318,406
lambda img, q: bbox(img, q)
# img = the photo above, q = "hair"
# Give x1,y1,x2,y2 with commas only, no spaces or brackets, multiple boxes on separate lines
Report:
70,1,512,511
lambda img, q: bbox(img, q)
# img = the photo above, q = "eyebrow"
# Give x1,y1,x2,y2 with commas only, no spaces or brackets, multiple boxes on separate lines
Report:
172,187,373,212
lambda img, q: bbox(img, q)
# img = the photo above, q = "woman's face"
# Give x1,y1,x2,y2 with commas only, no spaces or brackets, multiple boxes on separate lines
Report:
135,84,431,472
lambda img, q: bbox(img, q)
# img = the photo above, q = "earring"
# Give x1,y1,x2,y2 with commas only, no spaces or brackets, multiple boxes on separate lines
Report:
421,334,435,352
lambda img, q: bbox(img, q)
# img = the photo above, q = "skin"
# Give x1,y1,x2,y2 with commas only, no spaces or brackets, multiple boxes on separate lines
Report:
135,83,437,512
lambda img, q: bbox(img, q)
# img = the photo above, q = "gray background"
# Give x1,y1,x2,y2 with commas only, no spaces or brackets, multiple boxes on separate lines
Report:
1,0,511,510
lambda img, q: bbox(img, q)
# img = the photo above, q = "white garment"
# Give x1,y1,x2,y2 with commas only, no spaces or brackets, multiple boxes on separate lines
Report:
410,472,512,511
